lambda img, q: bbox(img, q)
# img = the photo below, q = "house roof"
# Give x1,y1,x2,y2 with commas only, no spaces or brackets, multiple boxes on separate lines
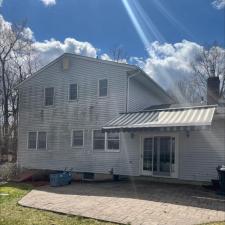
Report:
102,105,216,131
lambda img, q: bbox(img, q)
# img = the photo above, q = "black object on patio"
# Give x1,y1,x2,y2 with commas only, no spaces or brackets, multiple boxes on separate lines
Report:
217,165,225,195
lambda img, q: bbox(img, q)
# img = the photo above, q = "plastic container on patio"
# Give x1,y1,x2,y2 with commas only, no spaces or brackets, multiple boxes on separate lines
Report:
50,171,72,187
217,165,225,194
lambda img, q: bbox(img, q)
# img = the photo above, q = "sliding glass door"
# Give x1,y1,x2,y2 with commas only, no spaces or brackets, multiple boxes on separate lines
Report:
142,136,177,177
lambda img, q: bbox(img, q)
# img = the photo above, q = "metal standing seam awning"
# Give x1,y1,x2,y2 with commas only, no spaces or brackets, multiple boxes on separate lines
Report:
102,105,216,132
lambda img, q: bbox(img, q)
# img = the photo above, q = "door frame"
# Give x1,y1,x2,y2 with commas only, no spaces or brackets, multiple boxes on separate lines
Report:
140,132,179,178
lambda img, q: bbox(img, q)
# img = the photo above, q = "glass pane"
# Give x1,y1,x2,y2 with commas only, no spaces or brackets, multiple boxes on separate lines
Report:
45,87,54,106
94,140,105,150
94,130,105,139
73,131,83,146
38,132,47,149
69,84,77,100
28,132,37,149
159,137,171,173
108,140,119,150
99,79,108,96
171,137,175,172
107,132,119,140
143,138,153,171
153,137,158,172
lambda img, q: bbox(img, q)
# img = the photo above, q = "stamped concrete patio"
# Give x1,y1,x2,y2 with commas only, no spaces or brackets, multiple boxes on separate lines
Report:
19,180,225,225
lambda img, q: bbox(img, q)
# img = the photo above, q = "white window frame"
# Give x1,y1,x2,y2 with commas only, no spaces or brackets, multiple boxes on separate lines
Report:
44,87,55,106
27,131,47,150
98,79,108,97
68,83,78,101
92,129,120,152
105,132,120,152
71,129,84,148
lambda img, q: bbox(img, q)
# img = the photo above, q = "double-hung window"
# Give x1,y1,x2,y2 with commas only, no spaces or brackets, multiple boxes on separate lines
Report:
28,132,37,149
98,79,108,97
69,83,78,100
106,132,120,151
93,130,105,150
45,87,54,106
93,130,120,152
72,130,84,147
28,131,47,150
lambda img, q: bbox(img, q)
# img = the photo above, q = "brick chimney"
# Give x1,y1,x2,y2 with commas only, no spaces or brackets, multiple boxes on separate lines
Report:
207,77,220,105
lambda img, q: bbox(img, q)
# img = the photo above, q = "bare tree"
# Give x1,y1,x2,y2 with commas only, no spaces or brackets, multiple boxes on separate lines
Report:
190,44,225,100
110,45,128,63
0,18,36,160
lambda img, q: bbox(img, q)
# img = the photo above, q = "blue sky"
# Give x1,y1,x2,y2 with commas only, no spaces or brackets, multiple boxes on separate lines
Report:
0,0,224,88
1,0,224,57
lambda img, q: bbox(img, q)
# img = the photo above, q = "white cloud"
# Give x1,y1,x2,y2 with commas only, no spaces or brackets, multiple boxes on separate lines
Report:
0,0,3,7
212,0,225,9
40,0,56,6
34,38,98,64
133,40,203,89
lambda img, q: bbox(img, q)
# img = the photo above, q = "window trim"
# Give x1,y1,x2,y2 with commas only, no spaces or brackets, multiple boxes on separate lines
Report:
44,87,55,107
27,131,47,150
105,132,120,152
98,79,108,97
68,83,78,101
71,129,84,148
92,129,120,152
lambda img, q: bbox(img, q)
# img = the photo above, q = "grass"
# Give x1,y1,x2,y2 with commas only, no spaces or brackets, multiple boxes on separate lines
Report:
0,182,115,225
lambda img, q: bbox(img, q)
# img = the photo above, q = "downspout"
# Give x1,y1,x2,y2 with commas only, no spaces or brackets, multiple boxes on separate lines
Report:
126,68,141,113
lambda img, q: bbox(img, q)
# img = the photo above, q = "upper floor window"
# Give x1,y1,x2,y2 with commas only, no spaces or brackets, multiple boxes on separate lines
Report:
93,130,105,150
28,131,47,150
69,83,78,100
72,130,84,147
45,87,54,106
98,79,108,97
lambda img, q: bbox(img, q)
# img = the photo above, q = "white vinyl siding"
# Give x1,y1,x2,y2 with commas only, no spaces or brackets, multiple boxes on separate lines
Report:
72,130,84,147
98,79,108,97
44,87,54,106
69,83,78,100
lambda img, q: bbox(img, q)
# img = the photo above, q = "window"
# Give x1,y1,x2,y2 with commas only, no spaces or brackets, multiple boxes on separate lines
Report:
28,131,47,150
37,132,47,149
45,87,54,106
72,130,84,147
106,132,120,151
28,132,37,149
98,79,108,97
69,83,78,100
93,130,105,150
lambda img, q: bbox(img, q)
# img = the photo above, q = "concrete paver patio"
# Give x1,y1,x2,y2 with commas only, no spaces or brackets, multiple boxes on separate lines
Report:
19,180,225,225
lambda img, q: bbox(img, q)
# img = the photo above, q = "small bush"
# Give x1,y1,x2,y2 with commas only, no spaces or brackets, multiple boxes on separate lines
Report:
0,163,18,181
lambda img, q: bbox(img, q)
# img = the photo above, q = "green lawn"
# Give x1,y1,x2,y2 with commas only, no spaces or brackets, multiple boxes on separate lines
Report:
0,182,224,225
0,182,115,225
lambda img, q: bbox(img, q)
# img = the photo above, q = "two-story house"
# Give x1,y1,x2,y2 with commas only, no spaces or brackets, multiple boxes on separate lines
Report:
17,53,225,183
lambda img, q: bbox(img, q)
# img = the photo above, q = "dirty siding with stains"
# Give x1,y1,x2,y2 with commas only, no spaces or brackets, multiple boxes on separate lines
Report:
17,55,168,175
